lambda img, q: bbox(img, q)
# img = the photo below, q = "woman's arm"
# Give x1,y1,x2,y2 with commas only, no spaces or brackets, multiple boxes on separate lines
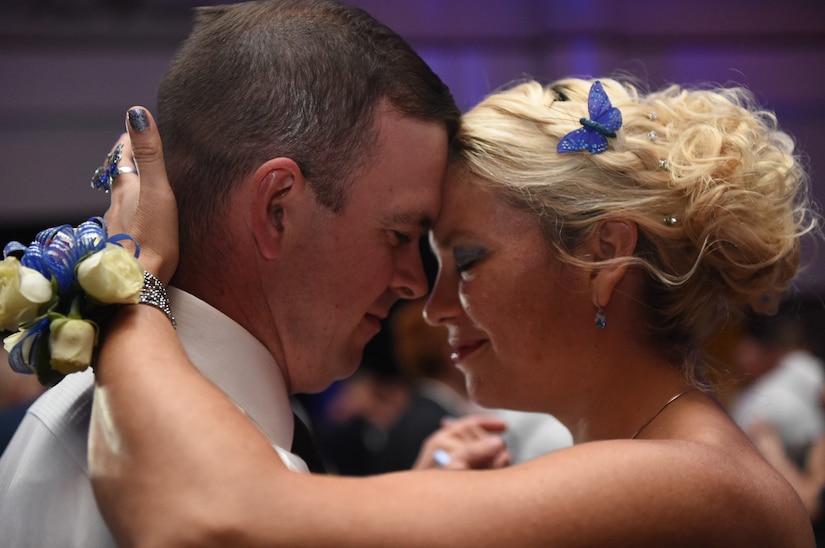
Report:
89,316,799,544
90,312,780,544
92,329,772,548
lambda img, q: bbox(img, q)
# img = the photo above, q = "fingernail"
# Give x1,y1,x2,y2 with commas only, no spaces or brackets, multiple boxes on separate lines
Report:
128,108,149,132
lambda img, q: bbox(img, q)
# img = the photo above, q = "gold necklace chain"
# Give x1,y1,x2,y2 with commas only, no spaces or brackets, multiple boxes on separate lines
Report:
631,388,695,439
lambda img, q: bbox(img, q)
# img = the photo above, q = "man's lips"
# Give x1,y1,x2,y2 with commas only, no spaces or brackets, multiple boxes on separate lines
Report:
364,313,383,329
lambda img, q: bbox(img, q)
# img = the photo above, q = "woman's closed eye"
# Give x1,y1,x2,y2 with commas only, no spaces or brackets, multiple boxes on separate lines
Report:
453,246,486,272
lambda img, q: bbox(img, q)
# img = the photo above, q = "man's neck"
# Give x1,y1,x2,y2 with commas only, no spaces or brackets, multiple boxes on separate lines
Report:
172,252,290,392
173,254,249,329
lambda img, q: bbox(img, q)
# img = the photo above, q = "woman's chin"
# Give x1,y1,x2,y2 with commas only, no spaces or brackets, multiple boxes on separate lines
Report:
465,380,498,409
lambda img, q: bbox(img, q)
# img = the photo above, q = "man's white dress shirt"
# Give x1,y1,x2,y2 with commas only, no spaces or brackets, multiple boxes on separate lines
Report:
0,288,306,547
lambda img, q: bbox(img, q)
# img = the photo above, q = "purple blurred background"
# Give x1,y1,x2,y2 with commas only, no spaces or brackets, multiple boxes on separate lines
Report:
1,0,823,290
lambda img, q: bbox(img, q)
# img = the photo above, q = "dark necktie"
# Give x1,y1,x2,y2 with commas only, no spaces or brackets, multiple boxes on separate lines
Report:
291,413,326,474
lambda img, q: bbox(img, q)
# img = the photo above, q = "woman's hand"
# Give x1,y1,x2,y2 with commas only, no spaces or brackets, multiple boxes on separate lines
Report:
103,107,178,284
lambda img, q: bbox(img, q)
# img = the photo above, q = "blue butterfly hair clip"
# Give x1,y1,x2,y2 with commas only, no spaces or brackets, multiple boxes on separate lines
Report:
557,80,622,154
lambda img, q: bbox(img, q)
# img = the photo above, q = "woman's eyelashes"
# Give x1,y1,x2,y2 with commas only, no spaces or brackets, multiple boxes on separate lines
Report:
453,246,486,272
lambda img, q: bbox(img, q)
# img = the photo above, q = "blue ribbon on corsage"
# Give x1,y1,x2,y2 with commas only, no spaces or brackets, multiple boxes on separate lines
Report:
4,217,138,294
3,217,139,382
557,80,623,155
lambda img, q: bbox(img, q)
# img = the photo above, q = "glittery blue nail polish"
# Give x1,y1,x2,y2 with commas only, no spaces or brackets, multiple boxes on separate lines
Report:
128,108,149,132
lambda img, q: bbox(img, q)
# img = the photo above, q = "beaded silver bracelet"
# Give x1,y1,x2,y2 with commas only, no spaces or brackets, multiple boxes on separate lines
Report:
139,271,177,328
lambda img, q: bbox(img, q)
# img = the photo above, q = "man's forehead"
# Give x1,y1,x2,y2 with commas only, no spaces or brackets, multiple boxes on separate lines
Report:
346,109,448,225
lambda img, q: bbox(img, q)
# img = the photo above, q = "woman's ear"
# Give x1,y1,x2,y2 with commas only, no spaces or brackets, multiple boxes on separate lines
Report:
585,219,638,308
250,158,304,260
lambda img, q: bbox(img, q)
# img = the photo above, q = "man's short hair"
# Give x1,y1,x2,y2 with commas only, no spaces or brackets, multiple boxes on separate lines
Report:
157,0,459,247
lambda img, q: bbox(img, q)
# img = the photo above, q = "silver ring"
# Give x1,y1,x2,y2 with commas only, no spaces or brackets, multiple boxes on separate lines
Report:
117,166,137,175
433,449,451,468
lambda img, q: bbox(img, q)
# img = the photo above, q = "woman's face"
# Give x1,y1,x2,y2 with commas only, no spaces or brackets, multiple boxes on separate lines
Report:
424,170,592,411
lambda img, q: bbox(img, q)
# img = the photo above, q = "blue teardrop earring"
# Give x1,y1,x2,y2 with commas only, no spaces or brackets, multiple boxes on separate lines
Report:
595,306,607,329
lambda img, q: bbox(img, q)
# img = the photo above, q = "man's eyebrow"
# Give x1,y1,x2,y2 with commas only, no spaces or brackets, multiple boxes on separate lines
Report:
388,212,435,230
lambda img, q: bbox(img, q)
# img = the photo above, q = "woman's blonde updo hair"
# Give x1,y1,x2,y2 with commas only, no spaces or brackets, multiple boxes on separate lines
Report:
452,76,818,367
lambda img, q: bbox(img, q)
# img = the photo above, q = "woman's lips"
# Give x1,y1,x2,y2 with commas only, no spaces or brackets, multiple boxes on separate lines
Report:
449,340,485,363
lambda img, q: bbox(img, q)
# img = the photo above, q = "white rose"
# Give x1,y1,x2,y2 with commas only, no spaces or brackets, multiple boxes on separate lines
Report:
0,257,53,331
49,317,96,374
76,244,144,304
3,329,26,354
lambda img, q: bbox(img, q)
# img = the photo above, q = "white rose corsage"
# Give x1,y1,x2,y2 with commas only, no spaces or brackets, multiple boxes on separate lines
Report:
1,217,143,386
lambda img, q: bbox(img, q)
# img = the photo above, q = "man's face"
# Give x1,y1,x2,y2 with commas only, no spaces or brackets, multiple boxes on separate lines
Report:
272,107,447,394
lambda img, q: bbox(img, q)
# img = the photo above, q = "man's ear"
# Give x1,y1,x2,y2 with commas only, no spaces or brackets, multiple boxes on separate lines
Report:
250,158,305,260
583,219,638,308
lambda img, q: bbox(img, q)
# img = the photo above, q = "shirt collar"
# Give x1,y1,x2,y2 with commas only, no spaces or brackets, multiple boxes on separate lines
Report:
168,287,294,450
